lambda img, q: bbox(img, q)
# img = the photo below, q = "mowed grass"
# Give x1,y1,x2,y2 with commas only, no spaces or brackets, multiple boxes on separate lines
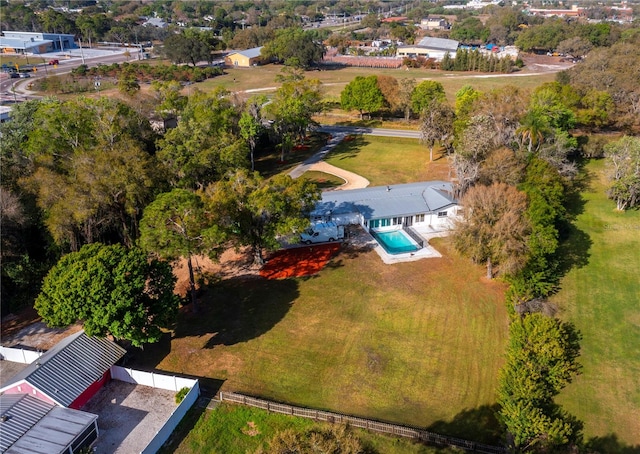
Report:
326,135,450,185
136,239,508,444
166,403,458,454
300,170,345,190
199,63,557,102
551,159,640,446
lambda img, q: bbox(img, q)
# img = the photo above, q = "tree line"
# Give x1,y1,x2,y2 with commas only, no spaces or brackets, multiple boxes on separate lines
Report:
403,33,639,452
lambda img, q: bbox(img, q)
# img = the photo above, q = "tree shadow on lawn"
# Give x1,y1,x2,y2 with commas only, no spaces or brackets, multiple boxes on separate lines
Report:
326,134,368,161
173,277,299,349
255,133,330,178
585,434,640,454
553,160,594,279
427,404,503,446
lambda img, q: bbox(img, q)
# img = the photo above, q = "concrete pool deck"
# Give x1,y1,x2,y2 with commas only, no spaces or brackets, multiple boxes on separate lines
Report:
347,226,451,264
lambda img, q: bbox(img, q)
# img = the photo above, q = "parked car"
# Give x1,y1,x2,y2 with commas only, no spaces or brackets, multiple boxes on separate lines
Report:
48,59,59,65
9,72,20,78
19,73,31,78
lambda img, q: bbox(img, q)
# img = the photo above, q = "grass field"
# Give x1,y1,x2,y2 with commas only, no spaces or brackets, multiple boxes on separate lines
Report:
300,170,345,189
326,135,450,185
164,403,459,454
551,159,640,448
134,239,509,444
198,63,558,102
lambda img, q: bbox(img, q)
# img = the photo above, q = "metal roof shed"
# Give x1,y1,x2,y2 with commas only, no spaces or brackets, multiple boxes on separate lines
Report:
0,331,126,410
0,393,98,454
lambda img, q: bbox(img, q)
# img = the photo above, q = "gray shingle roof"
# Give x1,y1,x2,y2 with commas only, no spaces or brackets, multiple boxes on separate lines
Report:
313,181,457,220
0,394,97,454
0,331,126,407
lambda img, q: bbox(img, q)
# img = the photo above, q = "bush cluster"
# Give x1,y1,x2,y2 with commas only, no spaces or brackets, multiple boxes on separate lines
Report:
74,62,223,83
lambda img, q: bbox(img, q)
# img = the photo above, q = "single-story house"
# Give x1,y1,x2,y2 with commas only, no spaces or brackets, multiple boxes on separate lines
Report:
0,331,126,410
0,31,76,54
225,46,263,67
0,393,99,454
396,37,459,61
311,181,459,232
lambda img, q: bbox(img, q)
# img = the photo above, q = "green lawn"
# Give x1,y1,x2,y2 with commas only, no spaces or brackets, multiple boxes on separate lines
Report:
551,159,640,447
198,63,557,102
325,135,450,185
300,170,345,190
136,240,509,444
165,403,459,454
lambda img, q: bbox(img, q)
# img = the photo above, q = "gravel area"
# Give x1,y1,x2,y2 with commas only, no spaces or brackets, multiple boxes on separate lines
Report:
0,360,29,386
82,380,178,454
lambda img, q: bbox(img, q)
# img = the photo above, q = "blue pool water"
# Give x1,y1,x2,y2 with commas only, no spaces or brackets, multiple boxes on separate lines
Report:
371,230,420,254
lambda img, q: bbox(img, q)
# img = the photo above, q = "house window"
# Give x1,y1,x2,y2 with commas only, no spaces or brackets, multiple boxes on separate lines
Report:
381,218,391,227
438,211,448,218
416,214,425,223
392,217,402,225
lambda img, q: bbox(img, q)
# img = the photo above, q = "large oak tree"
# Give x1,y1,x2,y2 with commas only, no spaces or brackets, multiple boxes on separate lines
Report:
206,170,320,265
35,243,179,347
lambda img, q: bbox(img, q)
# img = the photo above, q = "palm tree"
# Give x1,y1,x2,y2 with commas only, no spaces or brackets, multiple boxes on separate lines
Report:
517,110,549,154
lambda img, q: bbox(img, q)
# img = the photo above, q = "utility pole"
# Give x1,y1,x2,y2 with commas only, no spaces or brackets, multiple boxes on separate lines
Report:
78,37,85,65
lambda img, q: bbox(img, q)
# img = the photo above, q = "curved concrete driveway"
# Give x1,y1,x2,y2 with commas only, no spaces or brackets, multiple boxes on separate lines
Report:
288,130,370,190
301,160,370,190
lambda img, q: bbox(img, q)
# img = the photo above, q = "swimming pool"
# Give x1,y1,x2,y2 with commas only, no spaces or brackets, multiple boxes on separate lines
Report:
371,230,420,254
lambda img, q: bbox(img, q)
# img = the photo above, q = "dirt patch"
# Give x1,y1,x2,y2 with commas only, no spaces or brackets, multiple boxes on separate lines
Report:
172,246,259,297
0,306,82,350
242,421,261,437
519,53,575,74
259,243,342,279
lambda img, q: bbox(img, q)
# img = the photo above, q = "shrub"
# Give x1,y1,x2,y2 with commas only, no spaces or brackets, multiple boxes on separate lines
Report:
175,386,190,404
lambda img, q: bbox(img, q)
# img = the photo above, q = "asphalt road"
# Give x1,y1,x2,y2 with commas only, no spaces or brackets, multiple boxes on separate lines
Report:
1,48,131,101
318,124,421,139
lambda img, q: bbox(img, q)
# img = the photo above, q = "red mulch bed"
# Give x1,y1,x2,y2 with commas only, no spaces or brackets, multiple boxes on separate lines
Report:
259,243,342,279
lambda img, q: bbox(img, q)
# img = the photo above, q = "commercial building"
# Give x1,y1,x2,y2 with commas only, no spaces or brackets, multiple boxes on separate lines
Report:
396,37,459,61
0,31,77,54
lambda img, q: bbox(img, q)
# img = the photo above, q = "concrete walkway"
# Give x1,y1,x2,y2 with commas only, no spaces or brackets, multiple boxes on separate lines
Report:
288,131,370,190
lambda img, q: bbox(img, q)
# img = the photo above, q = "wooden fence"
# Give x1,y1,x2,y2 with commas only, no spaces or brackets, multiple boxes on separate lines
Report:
219,391,507,454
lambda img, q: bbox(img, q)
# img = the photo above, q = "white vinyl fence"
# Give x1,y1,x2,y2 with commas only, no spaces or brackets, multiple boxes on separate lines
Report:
0,346,43,364
110,366,197,392
110,366,200,454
